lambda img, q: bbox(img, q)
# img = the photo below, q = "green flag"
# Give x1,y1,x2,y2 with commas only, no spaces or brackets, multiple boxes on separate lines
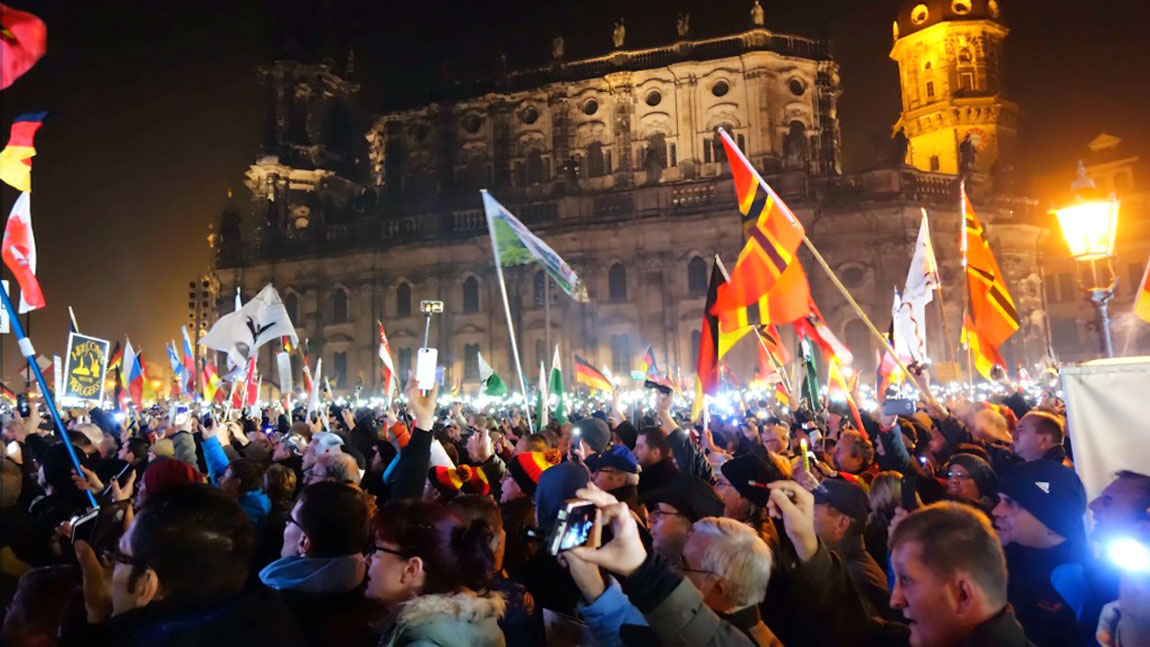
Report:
477,351,506,396
482,190,588,301
800,335,820,412
549,345,566,425
535,361,549,430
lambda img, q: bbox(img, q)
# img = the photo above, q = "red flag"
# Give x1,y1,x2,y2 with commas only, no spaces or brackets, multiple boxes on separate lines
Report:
0,4,47,91
2,192,43,312
378,321,396,396
795,299,853,365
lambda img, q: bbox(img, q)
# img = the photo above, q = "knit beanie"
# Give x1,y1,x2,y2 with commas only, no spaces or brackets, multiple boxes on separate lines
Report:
142,458,201,498
428,464,490,499
948,453,998,500
507,451,560,496
998,460,1086,543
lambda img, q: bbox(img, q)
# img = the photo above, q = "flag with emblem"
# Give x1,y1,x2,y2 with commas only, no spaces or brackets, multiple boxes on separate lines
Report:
2,191,44,312
961,183,1018,374
711,128,805,317
477,351,507,396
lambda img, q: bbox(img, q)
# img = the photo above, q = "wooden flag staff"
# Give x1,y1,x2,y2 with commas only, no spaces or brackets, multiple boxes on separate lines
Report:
717,128,938,406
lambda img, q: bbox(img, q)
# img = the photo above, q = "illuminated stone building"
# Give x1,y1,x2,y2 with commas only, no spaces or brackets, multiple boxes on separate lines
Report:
215,1,1046,395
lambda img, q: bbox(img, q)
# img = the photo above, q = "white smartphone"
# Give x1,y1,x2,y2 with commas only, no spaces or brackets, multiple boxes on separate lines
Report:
416,347,438,391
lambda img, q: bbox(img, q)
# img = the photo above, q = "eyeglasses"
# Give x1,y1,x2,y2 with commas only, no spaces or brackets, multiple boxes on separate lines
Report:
367,543,409,559
286,514,303,529
649,507,688,520
946,471,972,481
103,547,147,569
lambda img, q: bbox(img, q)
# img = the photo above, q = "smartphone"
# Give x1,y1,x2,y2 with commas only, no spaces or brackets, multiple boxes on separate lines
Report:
901,473,920,514
70,507,101,545
643,378,673,395
170,403,190,427
17,393,29,418
882,399,915,417
547,500,600,556
415,348,438,391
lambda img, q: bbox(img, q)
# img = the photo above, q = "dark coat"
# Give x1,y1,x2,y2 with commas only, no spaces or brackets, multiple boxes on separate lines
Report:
500,496,539,581
1004,541,1092,647
279,585,383,647
60,587,306,647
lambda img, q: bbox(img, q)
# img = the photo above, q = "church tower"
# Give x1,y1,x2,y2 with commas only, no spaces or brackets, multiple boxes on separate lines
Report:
890,0,1018,176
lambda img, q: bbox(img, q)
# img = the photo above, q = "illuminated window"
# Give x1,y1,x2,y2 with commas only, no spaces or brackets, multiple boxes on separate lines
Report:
911,4,929,25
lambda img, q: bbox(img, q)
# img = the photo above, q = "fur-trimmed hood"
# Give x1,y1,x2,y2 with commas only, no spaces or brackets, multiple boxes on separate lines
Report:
380,590,507,647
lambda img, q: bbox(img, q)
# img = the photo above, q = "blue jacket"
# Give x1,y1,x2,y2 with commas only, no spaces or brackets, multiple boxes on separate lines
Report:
203,435,270,526
578,577,648,647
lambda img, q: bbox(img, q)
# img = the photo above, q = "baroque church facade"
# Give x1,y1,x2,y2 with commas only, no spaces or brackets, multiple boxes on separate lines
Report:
215,0,1047,395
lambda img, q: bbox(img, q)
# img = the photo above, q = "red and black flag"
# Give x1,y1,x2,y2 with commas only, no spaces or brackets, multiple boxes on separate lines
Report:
691,262,724,420
961,184,1018,378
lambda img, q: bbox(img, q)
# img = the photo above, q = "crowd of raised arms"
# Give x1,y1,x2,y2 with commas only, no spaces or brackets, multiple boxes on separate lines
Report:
0,376,1147,647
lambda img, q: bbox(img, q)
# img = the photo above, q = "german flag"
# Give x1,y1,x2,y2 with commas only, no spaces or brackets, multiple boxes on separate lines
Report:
638,345,658,376
774,382,790,409
692,263,724,421
962,184,1018,360
712,129,805,316
574,355,612,393
0,112,46,192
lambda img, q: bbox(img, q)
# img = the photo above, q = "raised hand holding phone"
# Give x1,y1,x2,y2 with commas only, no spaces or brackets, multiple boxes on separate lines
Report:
404,377,438,431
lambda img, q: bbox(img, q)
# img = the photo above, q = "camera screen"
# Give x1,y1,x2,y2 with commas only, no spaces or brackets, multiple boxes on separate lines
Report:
554,502,596,553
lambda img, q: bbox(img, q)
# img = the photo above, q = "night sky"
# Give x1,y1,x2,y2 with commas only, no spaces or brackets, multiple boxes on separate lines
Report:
1,0,1147,381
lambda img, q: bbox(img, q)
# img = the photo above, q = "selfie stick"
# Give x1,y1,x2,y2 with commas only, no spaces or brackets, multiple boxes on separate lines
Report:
0,289,98,508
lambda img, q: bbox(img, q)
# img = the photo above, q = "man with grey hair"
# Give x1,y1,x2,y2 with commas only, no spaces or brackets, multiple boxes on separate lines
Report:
682,517,781,646
306,451,360,486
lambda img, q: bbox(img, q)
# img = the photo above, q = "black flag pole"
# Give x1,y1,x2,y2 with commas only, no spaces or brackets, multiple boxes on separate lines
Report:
0,288,97,508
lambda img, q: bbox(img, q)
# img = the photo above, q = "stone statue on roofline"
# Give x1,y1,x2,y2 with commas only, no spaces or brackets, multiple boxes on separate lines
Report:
677,13,690,38
613,19,626,48
552,36,564,59
751,1,765,27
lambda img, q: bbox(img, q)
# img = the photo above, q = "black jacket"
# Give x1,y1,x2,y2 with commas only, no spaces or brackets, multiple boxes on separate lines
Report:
500,496,538,580
61,587,306,647
832,533,895,621
786,540,1034,647
1004,541,1091,647
638,457,678,497
279,585,383,647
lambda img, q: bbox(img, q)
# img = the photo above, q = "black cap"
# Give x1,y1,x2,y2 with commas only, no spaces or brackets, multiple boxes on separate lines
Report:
643,473,724,522
812,477,870,524
572,417,611,454
720,454,784,508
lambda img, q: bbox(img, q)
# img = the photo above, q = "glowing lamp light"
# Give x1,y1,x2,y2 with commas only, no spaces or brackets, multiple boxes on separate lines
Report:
1055,197,1119,261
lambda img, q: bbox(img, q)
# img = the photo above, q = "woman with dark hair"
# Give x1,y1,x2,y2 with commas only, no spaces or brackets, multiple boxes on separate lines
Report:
365,499,505,647
944,452,999,515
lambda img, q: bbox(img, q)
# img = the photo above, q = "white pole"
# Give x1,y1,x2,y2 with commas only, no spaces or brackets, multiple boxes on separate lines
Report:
482,190,535,432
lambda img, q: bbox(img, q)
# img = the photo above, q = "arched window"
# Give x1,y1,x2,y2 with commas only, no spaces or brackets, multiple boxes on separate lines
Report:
462,276,479,314
533,271,546,307
332,288,349,323
646,133,668,168
687,257,708,296
333,352,348,388
396,283,411,318
526,150,544,184
284,292,299,325
586,142,605,178
610,334,631,375
464,343,480,381
690,330,701,364
608,264,627,302
844,319,872,375
397,348,413,382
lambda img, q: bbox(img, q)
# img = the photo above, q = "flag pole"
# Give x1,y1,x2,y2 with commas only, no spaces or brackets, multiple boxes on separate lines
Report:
481,190,534,432
959,181,975,398
0,288,97,508
713,255,795,398
717,128,937,406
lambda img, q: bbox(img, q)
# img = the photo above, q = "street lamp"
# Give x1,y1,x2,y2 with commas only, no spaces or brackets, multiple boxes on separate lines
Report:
1053,161,1120,358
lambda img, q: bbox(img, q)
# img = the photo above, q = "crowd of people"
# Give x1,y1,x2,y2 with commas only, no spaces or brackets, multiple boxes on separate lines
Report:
0,376,1147,647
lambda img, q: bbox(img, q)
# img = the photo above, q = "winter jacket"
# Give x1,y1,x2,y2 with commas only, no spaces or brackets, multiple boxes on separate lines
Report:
203,436,270,525
500,496,538,580
831,533,894,621
637,457,677,497
61,587,306,647
390,426,433,500
1004,541,1092,647
169,430,198,468
668,426,715,485
377,590,506,647
260,554,382,647
238,490,271,526
577,577,648,647
617,551,759,647
784,539,1034,647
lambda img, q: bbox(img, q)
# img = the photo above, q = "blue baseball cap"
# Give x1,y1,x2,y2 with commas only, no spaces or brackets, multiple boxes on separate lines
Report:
584,444,638,475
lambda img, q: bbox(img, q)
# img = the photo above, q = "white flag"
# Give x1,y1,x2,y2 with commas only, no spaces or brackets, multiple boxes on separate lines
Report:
307,358,322,416
200,284,298,370
897,211,939,364
892,287,916,362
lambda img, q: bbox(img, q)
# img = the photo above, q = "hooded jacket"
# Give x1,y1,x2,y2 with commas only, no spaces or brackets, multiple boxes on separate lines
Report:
260,554,382,647
378,590,506,647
